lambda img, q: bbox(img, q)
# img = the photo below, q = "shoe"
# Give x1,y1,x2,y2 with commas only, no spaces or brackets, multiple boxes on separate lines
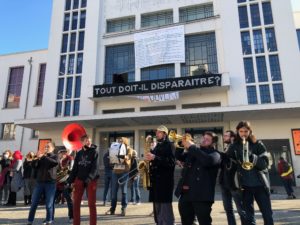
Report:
69,218,73,223
42,220,52,225
128,201,134,205
105,209,115,215
101,201,106,206
136,202,141,205
27,223,32,225
287,195,294,199
121,208,126,216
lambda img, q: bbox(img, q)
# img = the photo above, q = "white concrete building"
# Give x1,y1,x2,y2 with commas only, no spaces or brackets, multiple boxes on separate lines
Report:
1,0,300,186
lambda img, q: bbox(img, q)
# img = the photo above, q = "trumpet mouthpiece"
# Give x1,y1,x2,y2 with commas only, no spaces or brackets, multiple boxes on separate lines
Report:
242,137,246,144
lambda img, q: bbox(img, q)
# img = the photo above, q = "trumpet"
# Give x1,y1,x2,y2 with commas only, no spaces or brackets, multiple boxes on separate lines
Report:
168,130,184,149
241,137,254,170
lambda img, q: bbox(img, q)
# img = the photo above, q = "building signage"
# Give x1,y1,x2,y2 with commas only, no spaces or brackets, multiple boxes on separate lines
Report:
93,74,221,98
292,129,300,155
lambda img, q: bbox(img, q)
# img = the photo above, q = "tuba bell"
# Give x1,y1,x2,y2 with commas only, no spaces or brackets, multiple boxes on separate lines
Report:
62,123,86,151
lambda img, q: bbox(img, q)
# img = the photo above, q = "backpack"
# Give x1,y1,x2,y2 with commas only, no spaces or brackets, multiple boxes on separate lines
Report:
282,161,290,173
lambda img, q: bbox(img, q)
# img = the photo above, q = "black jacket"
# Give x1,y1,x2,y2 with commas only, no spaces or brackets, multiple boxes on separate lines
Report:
23,159,34,179
33,152,59,183
149,137,175,203
175,145,221,202
68,144,99,184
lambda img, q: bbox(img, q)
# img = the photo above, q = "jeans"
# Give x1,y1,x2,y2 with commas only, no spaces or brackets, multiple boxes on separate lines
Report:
130,175,141,203
281,178,294,196
243,186,274,225
0,183,10,204
103,170,112,202
28,182,56,223
110,172,128,212
53,187,73,220
221,186,247,225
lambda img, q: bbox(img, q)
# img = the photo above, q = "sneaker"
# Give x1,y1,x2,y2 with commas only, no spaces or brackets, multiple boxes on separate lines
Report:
42,220,52,225
105,209,115,215
128,201,134,205
121,208,126,216
136,202,141,205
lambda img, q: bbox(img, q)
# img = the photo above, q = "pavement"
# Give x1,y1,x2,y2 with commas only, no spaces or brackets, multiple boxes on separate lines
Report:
0,186,299,225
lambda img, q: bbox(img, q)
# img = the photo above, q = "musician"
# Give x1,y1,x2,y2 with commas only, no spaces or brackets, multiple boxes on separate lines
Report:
27,141,59,225
23,152,36,205
145,125,176,225
129,150,141,205
227,121,274,225
106,137,133,216
175,132,221,225
67,134,99,225
219,131,246,225
102,149,113,206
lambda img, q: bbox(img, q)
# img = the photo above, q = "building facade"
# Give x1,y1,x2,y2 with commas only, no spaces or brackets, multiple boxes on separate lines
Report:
1,0,300,186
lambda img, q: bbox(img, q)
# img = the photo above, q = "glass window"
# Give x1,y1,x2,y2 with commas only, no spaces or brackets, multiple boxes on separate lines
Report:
141,64,174,81
269,55,281,81
81,0,87,8
253,30,264,53
241,31,252,55
141,10,173,28
72,12,78,30
64,101,71,116
105,43,135,84
243,58,255,83
273,83,285,103
265,28,277,52
73,100,80,116
55,101,62,117
75,76,81,98
63,13,70,31
57,78,64,99
36,64,46,106
80,11,86,29
259,85,271,103
107,17,135,33
256,56,268,82
179,4,214,22
1,123,16,140
250,4,261,27
76,53,83,74
181,33,218,76
262,2,273,25
238,0,246,3
246,86,257,104
61,34,68,53
69,33,76,52
78,31,84,51
65,0,71,11
238,6,248,28
73,0,79,9
68,54,75,74
6,67,24,108
59,55,67,75
66,77,73,99
296,29,300,50
32,130,39,139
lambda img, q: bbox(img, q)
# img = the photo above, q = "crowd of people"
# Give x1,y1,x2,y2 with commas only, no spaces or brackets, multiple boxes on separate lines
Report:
0,121,298,225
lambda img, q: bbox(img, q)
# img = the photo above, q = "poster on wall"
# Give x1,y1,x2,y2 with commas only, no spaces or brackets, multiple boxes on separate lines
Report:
134,25,185,68
37,139,51,155
291,129,300,155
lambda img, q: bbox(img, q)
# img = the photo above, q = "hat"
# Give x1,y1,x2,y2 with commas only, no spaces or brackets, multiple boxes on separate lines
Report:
157,125,168,134
132,150,137,157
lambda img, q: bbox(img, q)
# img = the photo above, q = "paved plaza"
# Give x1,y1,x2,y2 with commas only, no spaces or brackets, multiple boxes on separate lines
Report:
0,187,299,225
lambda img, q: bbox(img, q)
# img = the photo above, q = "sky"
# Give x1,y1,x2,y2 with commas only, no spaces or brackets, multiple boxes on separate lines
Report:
0,0,299,55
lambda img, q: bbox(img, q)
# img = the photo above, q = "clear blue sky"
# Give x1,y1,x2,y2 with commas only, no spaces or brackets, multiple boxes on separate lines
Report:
0,0,299,55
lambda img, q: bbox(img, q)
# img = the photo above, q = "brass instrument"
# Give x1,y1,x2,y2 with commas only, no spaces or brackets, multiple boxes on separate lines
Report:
241,137,254,170
139,135,152,189
56,167,69,183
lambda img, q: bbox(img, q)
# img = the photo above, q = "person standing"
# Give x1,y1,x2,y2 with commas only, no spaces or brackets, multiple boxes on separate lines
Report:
23,152,36,205
219,131,246,225
227,121,274,225
278,157,296,199
175,132,221,225
102,149,113,206
0,150,12,205
27,142,59,225
67,134,99,225
145,125,176,225
129,150,141,205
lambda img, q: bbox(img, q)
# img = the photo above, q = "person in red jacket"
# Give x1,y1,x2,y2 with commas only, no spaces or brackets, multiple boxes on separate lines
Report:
277,157,296,199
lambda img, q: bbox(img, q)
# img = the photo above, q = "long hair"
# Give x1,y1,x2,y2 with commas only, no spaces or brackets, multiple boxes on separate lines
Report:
235,121,256,143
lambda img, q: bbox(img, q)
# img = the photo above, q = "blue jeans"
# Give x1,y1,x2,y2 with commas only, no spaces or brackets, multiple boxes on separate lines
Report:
243,186,274,225
221,186,247,225
130,175,141,203
110,172,128,212
281,178,294,196
103,170,112,202
28,182,56,223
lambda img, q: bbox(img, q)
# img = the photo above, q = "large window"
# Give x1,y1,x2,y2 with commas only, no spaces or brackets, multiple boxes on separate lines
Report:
243,58,255,83
6,67,24,108
63,13,70,31
141,64,174,81
71,12,78,30
259,85,271,103
297,29,300,50
238,6,249,28
241,31,252,55
253,30,264,54
256,56,268,82
179,4,214,22
1,123,16,140
247,86,258,104
69,33,76,52
181,33,218,76
141,10,173,28
250,4,261,27
61,34,68,53
78,31,84,51
269,55,282,81
265,28,277,52
273,83,285,103
107,17,135,33
262,2,273,25
36,64,46,106
79,11,86,29
105,44,135,84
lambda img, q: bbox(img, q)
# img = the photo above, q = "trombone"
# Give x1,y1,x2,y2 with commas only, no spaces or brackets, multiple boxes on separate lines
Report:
117,160,149,185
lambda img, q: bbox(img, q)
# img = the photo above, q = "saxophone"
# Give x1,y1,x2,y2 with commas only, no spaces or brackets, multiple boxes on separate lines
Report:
138,135,152,189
